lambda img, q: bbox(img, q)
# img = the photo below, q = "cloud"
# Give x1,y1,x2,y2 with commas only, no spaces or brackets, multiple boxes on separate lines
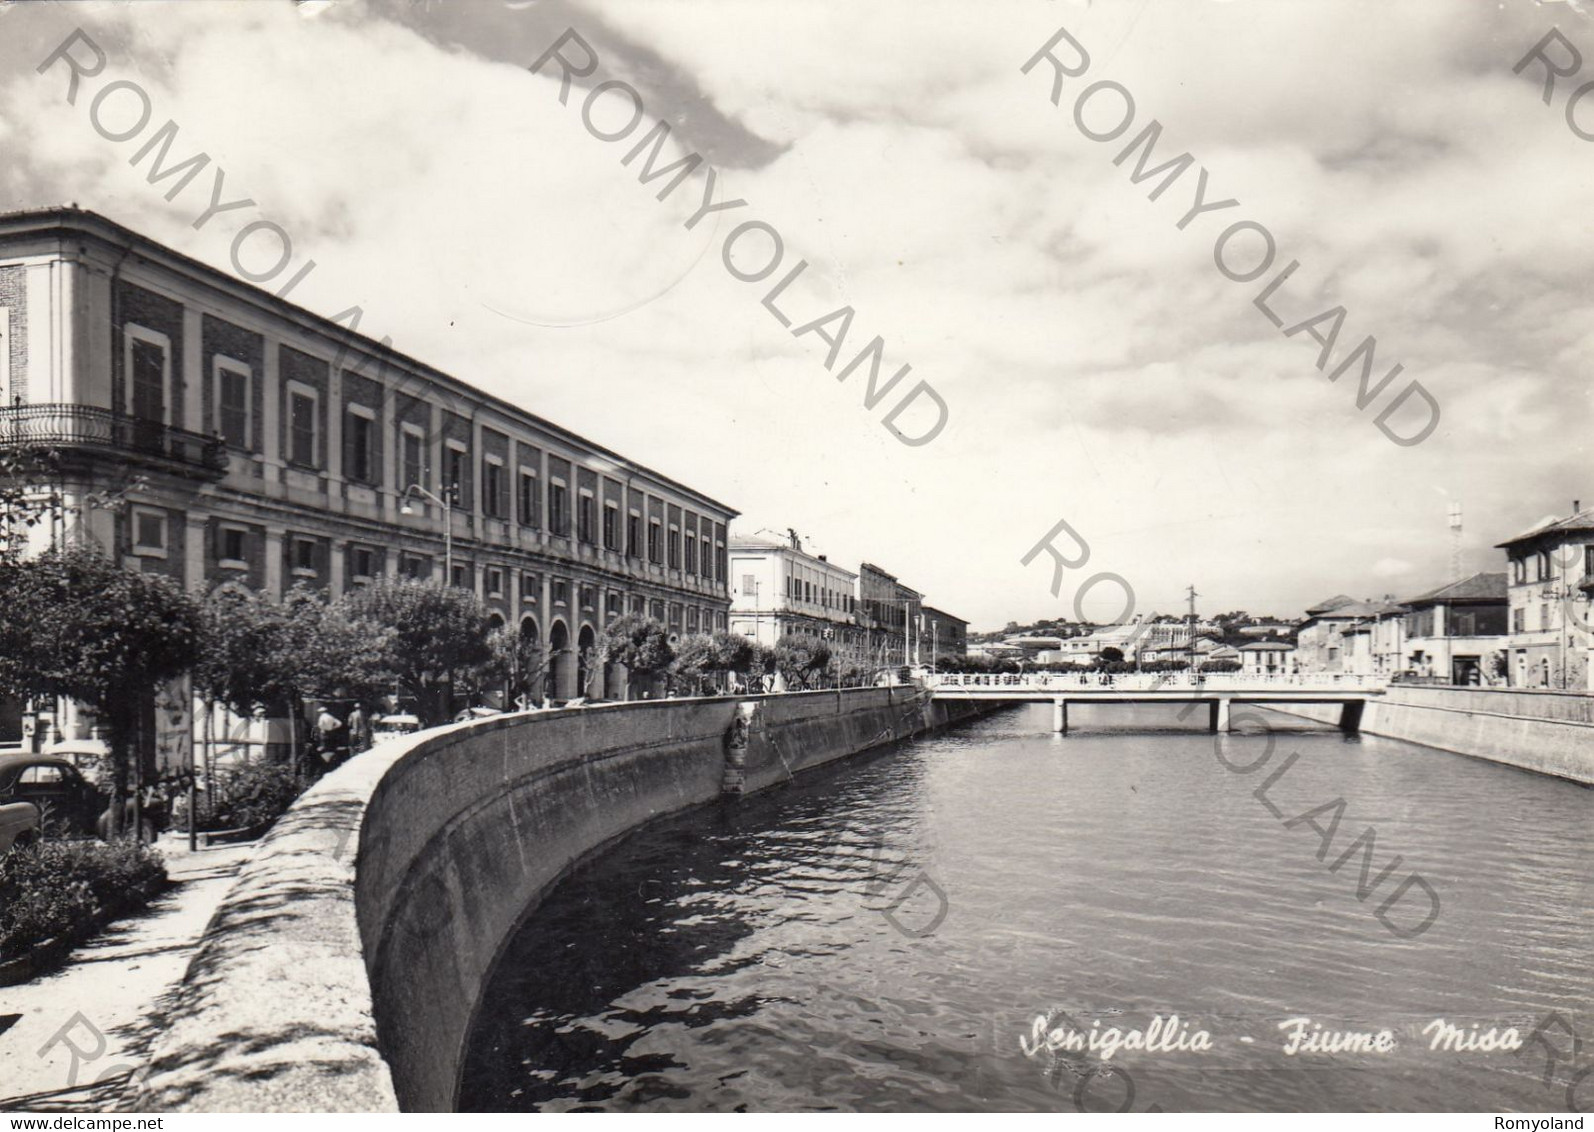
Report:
2,0,1587,629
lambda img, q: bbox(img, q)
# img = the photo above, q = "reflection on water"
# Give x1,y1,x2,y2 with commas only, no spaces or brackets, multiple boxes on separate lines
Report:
459,705,1593,1112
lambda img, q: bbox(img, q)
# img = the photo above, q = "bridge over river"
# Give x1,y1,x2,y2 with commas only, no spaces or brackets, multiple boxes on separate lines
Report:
924,671,1389,733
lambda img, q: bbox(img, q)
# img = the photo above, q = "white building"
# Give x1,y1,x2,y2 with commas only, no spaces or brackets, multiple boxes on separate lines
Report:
728,531,866,669
1238,641,1296,675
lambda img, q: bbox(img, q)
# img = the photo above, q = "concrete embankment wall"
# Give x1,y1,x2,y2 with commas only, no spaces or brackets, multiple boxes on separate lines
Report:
134,688,992,1113
1265,684,1594,786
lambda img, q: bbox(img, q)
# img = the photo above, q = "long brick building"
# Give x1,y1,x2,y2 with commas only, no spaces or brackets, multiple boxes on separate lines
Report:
0,207,736,710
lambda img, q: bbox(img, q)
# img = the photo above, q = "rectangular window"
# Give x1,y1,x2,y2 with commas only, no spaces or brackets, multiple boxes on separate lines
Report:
485,567,504,599
603,502,619,550
131,508,167,557
687,608,699,633
349,545,375,582
699,536,711,577
553,579,570,606
581,586,595,611
483,457,506,519
1585,544,1594,579
218,525,248,568
549,481,569,536
288,384,319,468
650,599,665,621
668,526,681,569
126,327,170,424
214,359,251,448
518,469,538,528
577,492,595,544
685,536,697,575
292,537,317,576
401,425,425,492
606,592,621,619
627,512,641,558
521,572,539,602
451,562,471,590
648,520,662,564
400,553,429,580
445,442,467,498
346,406,375,484
742,574,757,597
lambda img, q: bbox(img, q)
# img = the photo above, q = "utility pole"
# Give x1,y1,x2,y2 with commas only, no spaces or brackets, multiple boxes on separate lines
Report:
1186,584,1199,675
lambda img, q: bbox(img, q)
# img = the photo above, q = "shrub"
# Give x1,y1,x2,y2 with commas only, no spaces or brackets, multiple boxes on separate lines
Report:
208,762,303,831
0,840,166,963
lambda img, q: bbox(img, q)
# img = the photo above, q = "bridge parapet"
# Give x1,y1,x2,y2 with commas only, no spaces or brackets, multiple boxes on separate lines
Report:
926,671,1390,694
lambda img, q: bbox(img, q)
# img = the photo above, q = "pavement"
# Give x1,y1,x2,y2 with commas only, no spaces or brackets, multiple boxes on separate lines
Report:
0,834,254,1112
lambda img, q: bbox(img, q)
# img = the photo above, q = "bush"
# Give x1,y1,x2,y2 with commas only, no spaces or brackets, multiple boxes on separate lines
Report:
0,840,166,962
208,762,304,831
172,762,304,833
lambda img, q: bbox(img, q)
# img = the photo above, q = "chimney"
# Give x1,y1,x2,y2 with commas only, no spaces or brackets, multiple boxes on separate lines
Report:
1576,500,1582,515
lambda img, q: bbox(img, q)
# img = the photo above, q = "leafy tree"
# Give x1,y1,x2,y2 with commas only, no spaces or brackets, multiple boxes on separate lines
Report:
338,578,494,726
773,634,831,691
0,547,201,836
600,614,673,698
195,584,394,773
1098,646,1125,664
707,631,754,679
480,624,550,708
667,633,715,696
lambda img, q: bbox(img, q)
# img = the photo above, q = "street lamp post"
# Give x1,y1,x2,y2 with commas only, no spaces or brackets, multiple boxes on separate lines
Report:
400,483,455,583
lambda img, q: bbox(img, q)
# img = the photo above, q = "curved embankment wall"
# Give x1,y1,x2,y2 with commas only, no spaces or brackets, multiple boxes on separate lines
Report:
134,688,991,1113
1266,684,1594,785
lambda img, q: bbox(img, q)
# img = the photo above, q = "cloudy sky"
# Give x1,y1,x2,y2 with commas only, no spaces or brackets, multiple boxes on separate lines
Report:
4,0,1590,628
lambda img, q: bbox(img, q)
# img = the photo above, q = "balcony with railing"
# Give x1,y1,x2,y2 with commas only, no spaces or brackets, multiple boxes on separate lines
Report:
0,403,228,477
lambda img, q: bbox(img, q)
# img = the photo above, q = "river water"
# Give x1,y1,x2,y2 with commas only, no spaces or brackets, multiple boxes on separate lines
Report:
459,705,1594,1112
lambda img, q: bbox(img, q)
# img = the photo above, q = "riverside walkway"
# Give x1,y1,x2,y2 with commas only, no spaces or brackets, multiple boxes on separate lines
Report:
923,671,1389,733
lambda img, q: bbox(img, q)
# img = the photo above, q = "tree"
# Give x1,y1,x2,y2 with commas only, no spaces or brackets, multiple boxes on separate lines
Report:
339,578,494,726
667,633,715,696
773,634,831,691
600,614,673,698
1099,646,1125,664
0,547,201,836
480,624,550,708
707,631,754,680
195,584,394,773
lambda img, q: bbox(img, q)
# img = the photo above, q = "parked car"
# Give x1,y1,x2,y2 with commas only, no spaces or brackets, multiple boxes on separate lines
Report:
0,754,164,843
372,712,420,737
0,801,39,854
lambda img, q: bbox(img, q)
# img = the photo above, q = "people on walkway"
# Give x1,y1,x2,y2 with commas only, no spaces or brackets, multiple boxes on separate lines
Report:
315,704,344,766
347,703,370,754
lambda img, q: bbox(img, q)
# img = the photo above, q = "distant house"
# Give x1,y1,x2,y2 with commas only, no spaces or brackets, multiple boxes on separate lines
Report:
920,606,969,658
1494,503,1594,690
1295,594,1386,672
1238,641,1295,675
1399,572,1508,685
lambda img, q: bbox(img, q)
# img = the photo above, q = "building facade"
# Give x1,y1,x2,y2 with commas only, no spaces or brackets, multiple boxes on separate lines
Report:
1238,641,1295,675
1399,572,1508,685
0,208,736,712
1495,506,1594,690
727,532,866,668
857,563,921,668
919,605,968,660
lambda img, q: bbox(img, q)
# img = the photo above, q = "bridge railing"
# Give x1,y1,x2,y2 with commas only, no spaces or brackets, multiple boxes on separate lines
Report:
924,671,1390,692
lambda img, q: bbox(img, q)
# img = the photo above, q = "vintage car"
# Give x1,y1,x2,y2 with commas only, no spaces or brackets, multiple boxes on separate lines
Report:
0,800,39,854
0,753,164,843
